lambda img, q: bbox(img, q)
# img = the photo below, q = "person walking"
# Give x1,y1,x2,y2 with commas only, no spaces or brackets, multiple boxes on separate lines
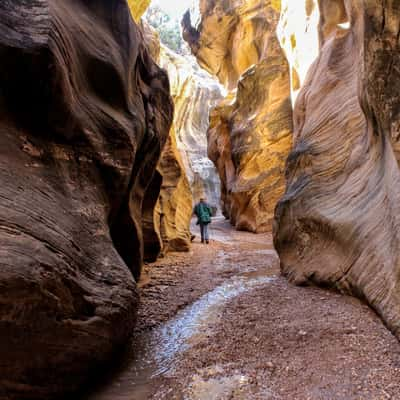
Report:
194,198,212,244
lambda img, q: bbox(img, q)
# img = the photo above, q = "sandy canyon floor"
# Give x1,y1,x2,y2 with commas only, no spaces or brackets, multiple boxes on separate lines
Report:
84,217,400,400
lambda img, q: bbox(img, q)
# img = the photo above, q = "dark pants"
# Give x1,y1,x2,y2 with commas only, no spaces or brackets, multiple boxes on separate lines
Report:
200,222,209,242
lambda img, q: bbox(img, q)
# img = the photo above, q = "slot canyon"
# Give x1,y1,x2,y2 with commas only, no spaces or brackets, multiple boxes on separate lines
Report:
1,1,400,399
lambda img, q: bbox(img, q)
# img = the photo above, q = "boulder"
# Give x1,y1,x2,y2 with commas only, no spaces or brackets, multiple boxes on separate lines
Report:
0,1,173,398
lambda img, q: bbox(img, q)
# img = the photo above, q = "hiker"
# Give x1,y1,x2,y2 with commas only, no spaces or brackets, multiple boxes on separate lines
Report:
194,198,212,244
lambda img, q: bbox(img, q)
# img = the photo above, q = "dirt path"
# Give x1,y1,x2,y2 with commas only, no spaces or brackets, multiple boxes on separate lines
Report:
85,218,400,400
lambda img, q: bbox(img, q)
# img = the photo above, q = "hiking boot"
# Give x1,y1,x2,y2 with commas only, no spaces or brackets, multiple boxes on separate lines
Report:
201,240,205,244
206,240,209,244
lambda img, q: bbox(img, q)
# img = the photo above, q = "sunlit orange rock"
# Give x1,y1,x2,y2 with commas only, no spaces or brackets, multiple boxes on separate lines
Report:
156,124,193,253
183,0,293,232
127,0,150,22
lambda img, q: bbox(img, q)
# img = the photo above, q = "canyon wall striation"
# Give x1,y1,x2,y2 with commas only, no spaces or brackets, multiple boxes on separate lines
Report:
0,1,173,398
183,0,293,232
159,45,223,210
139,24,194,257
141,20,224,257
274,0,400,339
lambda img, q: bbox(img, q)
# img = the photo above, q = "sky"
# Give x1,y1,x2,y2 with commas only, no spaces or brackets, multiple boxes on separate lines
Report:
151,0,197,20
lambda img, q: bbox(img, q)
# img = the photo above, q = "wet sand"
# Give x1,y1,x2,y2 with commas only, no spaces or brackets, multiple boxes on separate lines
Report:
84,218,400,399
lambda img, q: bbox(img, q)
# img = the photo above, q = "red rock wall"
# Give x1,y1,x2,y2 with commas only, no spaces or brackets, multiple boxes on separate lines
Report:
0,1,173,398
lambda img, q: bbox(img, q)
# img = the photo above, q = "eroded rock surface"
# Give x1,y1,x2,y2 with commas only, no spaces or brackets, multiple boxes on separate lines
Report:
183,0,293,232
0,1,173,398
159,46,223,210
156,126,193,253
139,26,194,256
274,0,400,338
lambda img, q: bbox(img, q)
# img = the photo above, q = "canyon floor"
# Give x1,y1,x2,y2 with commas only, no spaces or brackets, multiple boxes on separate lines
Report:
85,217,400,400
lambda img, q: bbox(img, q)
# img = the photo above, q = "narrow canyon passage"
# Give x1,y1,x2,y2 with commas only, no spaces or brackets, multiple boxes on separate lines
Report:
5,2,400,399
84,219,400,400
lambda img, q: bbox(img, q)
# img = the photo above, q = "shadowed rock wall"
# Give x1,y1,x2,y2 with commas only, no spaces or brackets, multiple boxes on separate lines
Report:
274,0,400,339
183,0,293,232
0,1,173,398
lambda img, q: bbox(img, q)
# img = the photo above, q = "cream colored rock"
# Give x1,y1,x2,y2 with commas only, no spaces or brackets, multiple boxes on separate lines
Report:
159,46,223,209
139,24,193,255
274,0,400,339
184,0,293,232
277,0,319,102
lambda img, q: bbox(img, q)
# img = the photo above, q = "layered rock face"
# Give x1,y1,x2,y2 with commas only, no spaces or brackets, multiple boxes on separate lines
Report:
156,126,193,253
274,0,400,338
140,21,223,256
0,1,172,399
183,0,293,232
160,46,223,210
139,25,194,257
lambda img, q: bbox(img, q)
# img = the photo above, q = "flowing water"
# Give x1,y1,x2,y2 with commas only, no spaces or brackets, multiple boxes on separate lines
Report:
87,272,275,399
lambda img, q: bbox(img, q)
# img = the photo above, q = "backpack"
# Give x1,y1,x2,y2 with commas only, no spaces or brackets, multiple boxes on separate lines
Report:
195,203,211,224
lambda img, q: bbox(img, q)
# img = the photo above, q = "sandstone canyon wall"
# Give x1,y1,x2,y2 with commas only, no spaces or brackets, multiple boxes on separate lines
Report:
0,1,173,399
159,45,223,210
156,125,193,254
128,0,150,22
183,0,293,232
274,0,400,339
139,23,194,257
140,18,224,257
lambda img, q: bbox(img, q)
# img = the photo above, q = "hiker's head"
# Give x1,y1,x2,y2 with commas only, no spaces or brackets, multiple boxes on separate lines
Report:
200,197,206,203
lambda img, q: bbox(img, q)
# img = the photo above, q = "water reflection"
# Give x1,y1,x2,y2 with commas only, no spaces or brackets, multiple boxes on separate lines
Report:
88,274,274,399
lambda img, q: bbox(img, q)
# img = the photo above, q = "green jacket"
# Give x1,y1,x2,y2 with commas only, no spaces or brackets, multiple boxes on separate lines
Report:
194,202,212,224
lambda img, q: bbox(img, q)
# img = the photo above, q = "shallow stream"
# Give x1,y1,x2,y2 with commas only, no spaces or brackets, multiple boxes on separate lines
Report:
87,272,274,399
